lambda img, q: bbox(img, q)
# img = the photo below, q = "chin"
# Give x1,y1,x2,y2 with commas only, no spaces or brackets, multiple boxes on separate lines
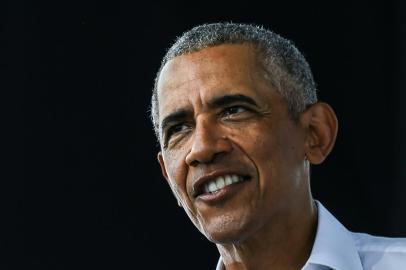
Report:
201,215,258,244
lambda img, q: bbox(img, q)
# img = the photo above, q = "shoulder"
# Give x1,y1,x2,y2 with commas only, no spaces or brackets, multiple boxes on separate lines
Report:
351,232,406,269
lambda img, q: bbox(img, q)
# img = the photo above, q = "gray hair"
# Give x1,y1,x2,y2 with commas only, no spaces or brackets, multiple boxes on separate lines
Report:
151,22,318,139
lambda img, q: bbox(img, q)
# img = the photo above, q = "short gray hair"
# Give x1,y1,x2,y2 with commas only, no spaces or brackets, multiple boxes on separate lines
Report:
151,22,318,139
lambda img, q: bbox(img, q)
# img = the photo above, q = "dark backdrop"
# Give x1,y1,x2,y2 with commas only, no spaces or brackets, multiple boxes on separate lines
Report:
3,0,406,269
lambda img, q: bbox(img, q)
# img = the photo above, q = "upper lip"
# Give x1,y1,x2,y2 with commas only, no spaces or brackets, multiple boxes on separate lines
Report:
191,169,250,198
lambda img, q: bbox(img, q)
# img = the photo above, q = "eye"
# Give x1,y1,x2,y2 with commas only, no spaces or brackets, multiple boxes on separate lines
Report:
166,123,190,140
222,106,248,117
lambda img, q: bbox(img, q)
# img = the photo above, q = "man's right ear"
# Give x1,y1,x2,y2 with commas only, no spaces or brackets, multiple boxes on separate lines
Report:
157,152,169,181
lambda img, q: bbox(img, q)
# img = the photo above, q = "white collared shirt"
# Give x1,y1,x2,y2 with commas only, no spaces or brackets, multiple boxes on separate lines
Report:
216,201,406,270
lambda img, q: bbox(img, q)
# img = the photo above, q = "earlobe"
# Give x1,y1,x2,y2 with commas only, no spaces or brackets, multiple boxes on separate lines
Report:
303,102,338,165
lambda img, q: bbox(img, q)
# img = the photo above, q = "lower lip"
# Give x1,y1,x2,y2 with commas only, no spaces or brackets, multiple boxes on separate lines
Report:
196,180,248,203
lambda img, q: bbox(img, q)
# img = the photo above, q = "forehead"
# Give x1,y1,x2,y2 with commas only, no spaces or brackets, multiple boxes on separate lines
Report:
156,44,268,121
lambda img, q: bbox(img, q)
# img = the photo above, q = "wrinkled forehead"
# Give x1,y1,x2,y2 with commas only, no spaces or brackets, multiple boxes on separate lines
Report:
156,44,263,121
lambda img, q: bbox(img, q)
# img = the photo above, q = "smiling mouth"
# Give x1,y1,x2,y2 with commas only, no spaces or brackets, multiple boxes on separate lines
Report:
196,174,250,197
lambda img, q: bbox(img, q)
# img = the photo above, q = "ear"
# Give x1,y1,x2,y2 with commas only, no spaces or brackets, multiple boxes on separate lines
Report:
301,102,338,165
157,152,169,181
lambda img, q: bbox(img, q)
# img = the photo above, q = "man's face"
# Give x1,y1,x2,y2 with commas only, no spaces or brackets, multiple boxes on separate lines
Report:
156,44,309,243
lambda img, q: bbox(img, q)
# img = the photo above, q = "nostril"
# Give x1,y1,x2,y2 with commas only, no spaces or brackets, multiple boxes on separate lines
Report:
185,128,233,166
186,150,229,167
189,160,199,167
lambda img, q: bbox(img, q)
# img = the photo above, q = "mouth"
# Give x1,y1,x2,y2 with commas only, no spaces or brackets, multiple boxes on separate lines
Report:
193,173,250,199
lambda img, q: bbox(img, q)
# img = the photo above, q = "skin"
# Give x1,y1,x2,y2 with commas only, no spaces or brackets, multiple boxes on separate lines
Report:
156,44,338,270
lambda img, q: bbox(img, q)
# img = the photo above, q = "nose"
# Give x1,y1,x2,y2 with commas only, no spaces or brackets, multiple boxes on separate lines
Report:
185,119,233,167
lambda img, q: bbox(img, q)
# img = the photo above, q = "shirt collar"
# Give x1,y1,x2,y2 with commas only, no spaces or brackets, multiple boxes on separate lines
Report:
216,201,363,270
303,201,362,270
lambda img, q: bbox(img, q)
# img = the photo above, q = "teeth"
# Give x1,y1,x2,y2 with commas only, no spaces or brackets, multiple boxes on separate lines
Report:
225,175,232,185
203,174,244,194
216,177,225,189
208,182,217,192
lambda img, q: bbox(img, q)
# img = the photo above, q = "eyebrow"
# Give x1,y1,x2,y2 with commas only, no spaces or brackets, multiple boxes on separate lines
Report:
208,94,259,108
160,94,259,133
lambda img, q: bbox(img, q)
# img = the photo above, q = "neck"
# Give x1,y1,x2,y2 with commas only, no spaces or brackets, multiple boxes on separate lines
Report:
216,197,318,270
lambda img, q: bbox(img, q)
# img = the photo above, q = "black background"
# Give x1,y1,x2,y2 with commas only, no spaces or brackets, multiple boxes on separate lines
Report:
3,0,406,269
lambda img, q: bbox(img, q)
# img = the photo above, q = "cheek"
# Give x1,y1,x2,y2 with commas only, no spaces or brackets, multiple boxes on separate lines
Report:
228,126,278,194
242,123,305,193
229,125,274,161
229,125,285,185
163,149,203,230
163,150,188,197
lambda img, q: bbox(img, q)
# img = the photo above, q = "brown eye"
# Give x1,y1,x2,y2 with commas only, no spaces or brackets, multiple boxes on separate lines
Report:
166,123,189,139
222,106,248,117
